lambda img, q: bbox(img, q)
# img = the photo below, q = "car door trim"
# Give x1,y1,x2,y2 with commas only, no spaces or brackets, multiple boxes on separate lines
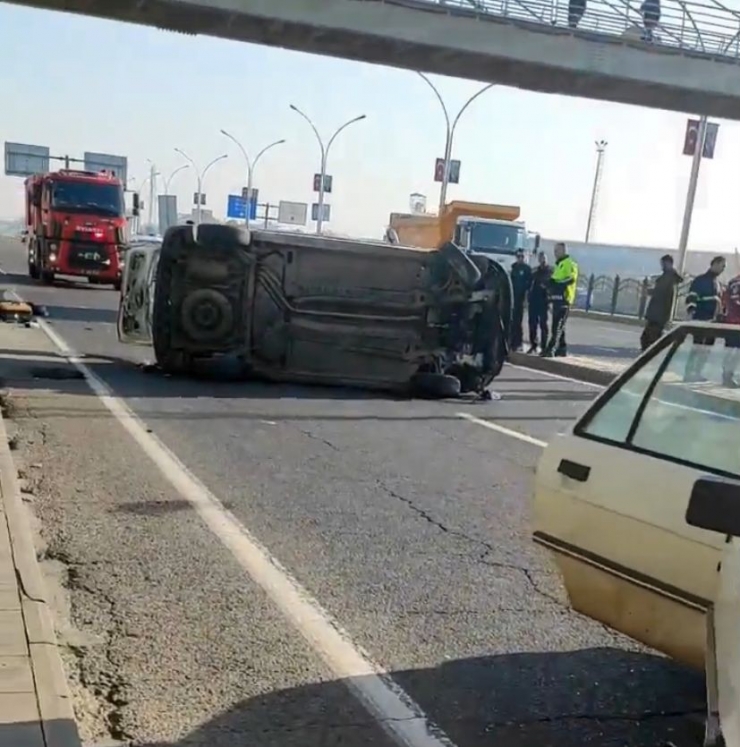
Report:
533,530,711,612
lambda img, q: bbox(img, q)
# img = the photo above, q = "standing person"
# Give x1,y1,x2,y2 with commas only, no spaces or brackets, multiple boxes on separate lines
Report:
528,251,551,354
721,271,740,387
568,0,586,28
510,249,533,352
684,255,726,381
543,242,579,357
640,254,682,351
640,0,660,40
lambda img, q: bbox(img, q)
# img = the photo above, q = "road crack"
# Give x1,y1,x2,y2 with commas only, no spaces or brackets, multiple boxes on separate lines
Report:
378,482,565,607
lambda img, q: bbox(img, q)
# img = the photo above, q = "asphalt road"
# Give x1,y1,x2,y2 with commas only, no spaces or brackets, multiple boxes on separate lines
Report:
0,239,703,747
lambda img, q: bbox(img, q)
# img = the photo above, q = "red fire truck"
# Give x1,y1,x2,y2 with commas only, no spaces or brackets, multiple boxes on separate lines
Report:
25,169,129,289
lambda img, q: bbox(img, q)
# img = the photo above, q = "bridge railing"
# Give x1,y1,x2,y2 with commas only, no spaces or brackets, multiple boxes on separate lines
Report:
415,0,740,60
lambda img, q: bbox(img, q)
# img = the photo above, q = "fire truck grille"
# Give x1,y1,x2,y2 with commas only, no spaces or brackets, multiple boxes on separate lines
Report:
67,242,109,271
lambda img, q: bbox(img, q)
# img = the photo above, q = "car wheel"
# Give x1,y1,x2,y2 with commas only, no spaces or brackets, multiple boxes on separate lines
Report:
28,260,39,280
112,280,122,292
411,372,461,399
438,241,482,288
152,246,191,376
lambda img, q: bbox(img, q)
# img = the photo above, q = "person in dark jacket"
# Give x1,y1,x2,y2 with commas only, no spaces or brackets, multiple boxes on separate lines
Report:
527,251,551,353
640,0,660,41
684,255,726,381
568,0,586,28
640,254,682,351
510,250,532,352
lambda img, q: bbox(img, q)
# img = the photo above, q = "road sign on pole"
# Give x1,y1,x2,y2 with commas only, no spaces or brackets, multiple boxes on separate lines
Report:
194,192,207,206
84,152,128,185
227,194,257,220
683,118,719,159
4,143,50,177
311,203,330,222
277,201,308,226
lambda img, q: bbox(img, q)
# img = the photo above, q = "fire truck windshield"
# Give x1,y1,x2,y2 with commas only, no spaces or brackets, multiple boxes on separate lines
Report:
50,180,124,217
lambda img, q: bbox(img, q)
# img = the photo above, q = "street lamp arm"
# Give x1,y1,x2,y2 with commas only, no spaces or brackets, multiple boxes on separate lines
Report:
416,71,451,134
253,139,287,169
174,148,197,172
451,83,496,136
326,116,366,157
220,129,251,171
164,164,189,194
290,104,325,156
201,154,228,181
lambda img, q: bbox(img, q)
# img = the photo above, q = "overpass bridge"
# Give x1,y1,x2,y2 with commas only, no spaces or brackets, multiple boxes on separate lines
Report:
7,0,740,117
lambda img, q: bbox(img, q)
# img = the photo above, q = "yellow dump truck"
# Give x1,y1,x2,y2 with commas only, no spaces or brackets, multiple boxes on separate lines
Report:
388,201,539,263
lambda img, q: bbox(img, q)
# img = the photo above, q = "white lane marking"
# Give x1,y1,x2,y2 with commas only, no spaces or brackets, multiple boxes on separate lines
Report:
36,319,456,747
456,412,548,448
506,362,606,390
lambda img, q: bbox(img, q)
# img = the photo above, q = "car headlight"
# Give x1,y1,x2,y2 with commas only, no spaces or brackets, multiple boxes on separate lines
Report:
49,253,57,262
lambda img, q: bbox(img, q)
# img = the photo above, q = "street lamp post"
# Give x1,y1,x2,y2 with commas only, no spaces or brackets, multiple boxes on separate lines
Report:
417,72,495,214
220,130,286,227
289,105,366,234
174,149,228,226
585,140,607,243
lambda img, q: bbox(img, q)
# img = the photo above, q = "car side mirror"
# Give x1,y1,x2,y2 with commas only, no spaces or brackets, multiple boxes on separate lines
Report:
686,477,740,536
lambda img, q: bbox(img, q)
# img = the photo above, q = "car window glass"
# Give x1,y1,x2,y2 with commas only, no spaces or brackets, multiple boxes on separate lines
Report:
580,343,676,443
631,331,740,477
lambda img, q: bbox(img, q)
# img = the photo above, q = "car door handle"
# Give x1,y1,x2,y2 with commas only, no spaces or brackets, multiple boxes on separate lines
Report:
558,459,591,482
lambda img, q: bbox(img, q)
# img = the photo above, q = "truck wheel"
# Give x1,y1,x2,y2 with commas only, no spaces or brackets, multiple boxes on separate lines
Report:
28,260,39,280
41,270,55,285
112,280,122,292
410,372,461,399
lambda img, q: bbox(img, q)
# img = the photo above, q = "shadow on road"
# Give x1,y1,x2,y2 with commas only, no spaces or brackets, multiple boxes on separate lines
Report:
42,304,118,325
128,648,704,747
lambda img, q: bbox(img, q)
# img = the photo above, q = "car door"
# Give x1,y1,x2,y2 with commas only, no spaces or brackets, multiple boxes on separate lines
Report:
117,240,159,346
534,325,739,669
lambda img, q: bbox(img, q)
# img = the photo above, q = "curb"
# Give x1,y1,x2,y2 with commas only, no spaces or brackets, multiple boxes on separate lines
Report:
508,351,620,386
570,309,643,327
0,405,81,746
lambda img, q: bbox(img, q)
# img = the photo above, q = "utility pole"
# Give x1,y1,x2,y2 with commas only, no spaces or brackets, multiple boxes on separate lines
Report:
585,140,607,243
677,115,708,277
147,161,157,231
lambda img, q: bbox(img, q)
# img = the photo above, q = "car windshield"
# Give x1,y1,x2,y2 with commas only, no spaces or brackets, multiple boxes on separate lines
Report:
468,223,524,256
50,180,124,217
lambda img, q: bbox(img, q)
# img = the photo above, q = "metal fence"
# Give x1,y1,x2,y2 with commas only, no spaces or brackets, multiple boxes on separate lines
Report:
408,0,740,60
574,273,696,320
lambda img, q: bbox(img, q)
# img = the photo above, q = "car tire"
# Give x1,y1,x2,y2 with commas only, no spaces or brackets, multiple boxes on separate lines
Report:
28,261,39,280
411,372,461,399
112,280,122,292
152,245,192,376
438,241,482,288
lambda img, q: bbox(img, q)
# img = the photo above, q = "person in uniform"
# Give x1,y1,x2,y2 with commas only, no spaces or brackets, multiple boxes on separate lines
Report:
509,249,533,352
721,271,740,387
640,254,682,351
527,251,551,354
684,255,726,382
543,242,578,358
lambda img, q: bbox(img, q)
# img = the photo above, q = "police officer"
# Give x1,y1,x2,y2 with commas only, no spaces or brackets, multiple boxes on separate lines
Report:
528,251,551,354
509,249,533,352
684,255,726,381
543,242,578,357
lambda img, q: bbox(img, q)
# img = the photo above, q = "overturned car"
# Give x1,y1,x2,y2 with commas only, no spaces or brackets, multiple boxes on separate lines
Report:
117,224,513,397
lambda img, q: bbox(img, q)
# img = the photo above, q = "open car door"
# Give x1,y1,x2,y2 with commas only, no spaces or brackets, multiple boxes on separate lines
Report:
117,238,159,346
534,324,740,669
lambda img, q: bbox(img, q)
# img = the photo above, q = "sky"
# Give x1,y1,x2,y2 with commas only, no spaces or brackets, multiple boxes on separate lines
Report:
0,3,738,250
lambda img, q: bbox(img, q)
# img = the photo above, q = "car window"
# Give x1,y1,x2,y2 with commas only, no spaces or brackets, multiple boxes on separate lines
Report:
580,342,676,443
580,328,740,478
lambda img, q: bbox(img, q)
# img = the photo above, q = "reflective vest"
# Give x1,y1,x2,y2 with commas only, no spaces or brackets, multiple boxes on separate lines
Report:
550,255,579,306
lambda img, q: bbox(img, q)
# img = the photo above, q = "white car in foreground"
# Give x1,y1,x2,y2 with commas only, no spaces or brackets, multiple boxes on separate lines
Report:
533,321,740,746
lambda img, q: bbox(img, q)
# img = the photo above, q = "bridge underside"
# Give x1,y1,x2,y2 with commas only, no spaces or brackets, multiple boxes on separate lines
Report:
7,0,740,118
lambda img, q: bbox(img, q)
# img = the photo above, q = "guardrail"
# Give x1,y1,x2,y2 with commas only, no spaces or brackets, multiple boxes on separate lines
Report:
575,273,696,320
412,0,740,60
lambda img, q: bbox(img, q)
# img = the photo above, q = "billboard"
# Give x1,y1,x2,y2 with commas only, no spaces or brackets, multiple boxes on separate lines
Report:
683,119,720,159
277,201,308,226
433,158,461,184
4,142,50,177
158,195,178,235
83,152,128,185
312,174,333,193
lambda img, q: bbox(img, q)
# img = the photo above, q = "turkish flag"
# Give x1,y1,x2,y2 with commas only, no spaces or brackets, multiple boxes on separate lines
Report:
434,158,445,183
683,119,699,156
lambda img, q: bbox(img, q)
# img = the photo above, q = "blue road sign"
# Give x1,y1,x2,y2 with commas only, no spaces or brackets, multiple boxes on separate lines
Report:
227,194,257,220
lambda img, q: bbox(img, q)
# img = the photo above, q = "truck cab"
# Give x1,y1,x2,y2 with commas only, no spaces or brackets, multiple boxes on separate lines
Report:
25,170,129,289
454,216,541,266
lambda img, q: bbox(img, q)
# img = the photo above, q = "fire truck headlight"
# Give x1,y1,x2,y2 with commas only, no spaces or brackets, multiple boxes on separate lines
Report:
49,253,57,262
102,258,111,266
